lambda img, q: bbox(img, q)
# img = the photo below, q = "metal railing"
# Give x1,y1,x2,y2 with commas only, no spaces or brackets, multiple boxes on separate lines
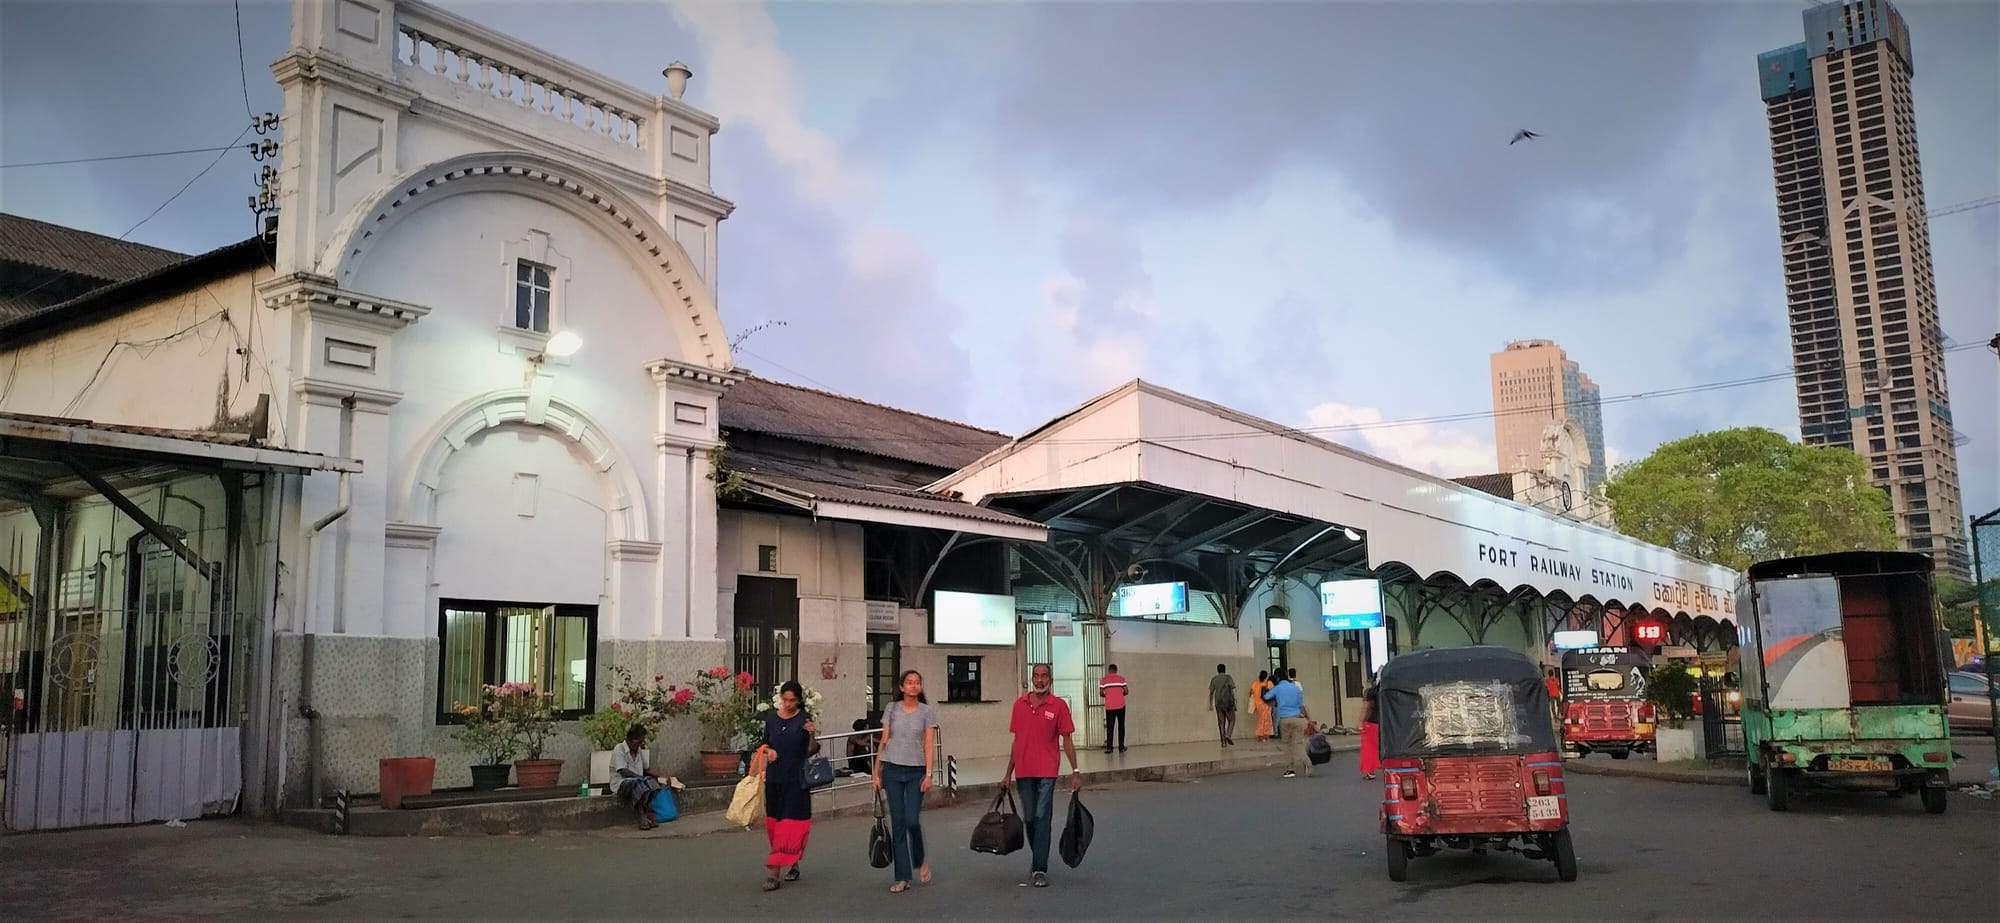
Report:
811,726,947,795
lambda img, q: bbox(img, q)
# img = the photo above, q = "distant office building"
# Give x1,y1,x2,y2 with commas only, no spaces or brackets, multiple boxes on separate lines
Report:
1490,339,1605,491
1757,0,1968,578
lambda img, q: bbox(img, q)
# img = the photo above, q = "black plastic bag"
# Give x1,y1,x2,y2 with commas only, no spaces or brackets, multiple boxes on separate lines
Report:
1307,733,1333,765
970,788,1024,855
1058,791,1095,868
868,790,892,869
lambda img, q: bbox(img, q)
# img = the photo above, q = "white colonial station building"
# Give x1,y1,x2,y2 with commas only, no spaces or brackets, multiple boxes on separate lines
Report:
0,0,1737,831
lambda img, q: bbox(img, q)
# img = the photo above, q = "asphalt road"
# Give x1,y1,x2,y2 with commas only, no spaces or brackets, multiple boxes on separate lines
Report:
3,752,1993,921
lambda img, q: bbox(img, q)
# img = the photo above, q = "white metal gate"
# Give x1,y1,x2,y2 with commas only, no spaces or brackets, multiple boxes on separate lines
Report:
3,517,247,830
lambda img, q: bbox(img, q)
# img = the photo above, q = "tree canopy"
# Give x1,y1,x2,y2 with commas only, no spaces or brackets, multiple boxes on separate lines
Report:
1605,427,1896,571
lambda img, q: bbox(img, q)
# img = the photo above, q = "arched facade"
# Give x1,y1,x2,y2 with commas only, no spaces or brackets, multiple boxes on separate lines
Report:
317,151,731,372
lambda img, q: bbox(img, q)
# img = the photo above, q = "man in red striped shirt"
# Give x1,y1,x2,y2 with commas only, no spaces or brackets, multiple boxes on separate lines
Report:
1098,665,1129,753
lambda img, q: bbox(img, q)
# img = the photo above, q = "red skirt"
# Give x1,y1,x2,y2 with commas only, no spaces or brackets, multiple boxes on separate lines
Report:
766,817,812,868
1358,722,1380,775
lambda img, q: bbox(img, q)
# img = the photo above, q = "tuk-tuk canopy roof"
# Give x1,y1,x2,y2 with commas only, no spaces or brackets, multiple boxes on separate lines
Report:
1376,646,1559,758
1378,646,1545,692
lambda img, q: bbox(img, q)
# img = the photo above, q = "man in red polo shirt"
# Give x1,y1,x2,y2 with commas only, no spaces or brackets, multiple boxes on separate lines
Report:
1002,662,1081,888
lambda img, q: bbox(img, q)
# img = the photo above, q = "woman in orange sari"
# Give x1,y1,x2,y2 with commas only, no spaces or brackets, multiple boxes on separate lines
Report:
1249,670,1275,740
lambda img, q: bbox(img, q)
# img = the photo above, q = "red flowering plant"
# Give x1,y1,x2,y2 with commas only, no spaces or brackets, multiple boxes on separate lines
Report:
608,665,760,751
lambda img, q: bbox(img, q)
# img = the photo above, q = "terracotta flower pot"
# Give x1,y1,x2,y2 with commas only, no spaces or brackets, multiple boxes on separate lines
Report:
378,757,435,809
515,758,564,789
700,750,739,779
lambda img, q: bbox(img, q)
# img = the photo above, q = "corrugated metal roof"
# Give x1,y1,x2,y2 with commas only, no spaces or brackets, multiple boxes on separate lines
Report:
0,410,358,472
739,470,1044,530
0,213,187,284
719,376,1007,471
725,444,1036,531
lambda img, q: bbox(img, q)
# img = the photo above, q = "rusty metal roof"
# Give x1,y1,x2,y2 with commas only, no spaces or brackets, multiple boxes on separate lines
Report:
0,410,359,473
0,213,186,285
719,376,1007,470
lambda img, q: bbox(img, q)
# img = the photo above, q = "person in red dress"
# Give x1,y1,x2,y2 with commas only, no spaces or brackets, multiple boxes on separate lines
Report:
1358,684,1381,780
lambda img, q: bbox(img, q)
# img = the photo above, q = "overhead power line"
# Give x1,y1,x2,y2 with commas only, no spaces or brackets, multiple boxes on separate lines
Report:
0,144,249,170
742,340,1993,448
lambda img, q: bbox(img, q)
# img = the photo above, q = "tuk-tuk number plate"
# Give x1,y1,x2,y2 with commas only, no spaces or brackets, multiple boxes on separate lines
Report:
1829,759,1891,773
1527,796,1562,820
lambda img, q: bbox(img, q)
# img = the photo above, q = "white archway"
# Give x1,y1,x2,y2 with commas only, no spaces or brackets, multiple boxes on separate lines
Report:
316,150,732,371
398,390,651,544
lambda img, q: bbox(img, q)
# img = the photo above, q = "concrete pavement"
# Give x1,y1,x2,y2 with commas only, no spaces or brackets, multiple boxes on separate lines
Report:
4,749,1992,921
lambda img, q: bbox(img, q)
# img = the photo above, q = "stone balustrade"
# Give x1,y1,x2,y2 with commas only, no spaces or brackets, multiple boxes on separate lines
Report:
394,6,646,149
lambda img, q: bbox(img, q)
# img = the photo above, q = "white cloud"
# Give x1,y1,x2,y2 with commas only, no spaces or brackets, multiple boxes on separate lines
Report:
1304,402,1498,478
661,0,867,209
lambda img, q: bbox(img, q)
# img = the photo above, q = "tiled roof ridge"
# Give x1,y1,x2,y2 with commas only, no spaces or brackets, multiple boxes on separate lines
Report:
735,374,1008,440
0,212,188,269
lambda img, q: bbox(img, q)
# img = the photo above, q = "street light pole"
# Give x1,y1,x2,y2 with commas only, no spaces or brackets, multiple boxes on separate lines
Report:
1972,508,2000,777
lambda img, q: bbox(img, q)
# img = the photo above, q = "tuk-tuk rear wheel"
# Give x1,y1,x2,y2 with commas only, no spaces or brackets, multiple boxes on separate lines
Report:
1386,837,1410,882
1921,785,1947,815
1551,829,1578,882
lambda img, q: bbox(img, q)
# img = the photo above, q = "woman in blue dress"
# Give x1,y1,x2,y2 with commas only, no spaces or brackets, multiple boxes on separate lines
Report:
756,680,819,891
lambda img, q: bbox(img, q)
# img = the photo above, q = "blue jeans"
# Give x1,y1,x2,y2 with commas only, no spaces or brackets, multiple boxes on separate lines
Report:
1015,777,1057,873
881,762,928,882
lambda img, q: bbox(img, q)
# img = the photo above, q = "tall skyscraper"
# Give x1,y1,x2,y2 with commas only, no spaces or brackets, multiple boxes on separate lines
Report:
1758,0,1968,579
1490,339,1606,491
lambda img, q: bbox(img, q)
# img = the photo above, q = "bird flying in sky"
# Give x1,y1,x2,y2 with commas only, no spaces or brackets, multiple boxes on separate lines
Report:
1509,129,1541,145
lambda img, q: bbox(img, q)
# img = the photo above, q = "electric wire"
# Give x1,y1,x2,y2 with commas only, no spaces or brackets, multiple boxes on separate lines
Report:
0,145,249,170
743,339,1993,448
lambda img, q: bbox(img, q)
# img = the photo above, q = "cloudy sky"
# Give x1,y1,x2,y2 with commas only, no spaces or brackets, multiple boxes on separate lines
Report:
2,0,1995,517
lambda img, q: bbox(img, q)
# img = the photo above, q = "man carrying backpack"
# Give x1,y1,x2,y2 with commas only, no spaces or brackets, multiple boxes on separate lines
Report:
1209,663,1237,746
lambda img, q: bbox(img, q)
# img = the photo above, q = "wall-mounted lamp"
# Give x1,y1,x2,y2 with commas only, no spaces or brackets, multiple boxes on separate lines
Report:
529,330,583,364
1342,527,1361,541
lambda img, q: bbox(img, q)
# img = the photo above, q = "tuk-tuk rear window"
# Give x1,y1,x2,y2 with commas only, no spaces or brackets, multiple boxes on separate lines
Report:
1417,680,1535,751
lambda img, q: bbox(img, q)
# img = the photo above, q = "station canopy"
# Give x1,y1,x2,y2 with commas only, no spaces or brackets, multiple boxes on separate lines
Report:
932,381,1737,625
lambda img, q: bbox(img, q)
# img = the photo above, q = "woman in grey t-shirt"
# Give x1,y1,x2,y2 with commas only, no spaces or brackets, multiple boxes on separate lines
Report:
872,669,938,892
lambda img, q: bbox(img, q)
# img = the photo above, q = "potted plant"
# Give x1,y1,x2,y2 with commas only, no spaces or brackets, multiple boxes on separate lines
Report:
582,702,646,787
608,665,759,779
494,682,563,789
451,688,517,791
1646,663,1702,761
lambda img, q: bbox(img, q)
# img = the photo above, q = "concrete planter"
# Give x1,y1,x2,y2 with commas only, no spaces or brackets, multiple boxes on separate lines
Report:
1655,724,1705,762
590,750,615,787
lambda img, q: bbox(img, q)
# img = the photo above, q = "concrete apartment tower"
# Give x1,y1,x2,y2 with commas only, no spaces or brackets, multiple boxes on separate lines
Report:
1489,339,1606,491
1758,0,1969,579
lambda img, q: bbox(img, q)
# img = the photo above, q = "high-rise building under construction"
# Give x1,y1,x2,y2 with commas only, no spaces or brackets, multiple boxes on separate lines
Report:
1758,0,1967,578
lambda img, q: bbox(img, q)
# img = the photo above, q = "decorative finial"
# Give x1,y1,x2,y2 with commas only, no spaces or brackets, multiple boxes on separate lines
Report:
664,61,692,101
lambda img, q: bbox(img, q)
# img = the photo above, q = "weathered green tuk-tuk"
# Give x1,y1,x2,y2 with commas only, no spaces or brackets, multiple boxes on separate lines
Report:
1735,551,1953,813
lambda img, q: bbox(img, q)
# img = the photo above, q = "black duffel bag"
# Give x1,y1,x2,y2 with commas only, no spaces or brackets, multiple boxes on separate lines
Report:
970,787,1025,856
1058,790,1095,868
1307,732,1333,766
868,790,892,869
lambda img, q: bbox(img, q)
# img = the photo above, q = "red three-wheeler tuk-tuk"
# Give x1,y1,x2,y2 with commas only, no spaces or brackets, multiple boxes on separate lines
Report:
1377,646,1577,883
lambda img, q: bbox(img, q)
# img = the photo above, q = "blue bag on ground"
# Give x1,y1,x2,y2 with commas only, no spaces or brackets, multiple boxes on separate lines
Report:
648,788,678,823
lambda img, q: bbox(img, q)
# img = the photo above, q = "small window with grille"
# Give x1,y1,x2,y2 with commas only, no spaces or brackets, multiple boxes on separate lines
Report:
514,259,554,333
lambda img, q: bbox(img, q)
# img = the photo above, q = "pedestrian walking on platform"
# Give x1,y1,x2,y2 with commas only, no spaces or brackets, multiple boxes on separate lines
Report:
1098,665,1129,752
1209,663,1237,746
1358,684,1381,780
1250,670,1275,740
1263,670,1313,778
1003,662,1082,888
757,680,818,891
873,669,938,894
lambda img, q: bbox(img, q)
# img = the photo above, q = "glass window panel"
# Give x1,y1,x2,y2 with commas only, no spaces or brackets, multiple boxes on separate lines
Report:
550,615,588,711
442,609,487,711
532,289,551,333
500,607,540,686
516,260,533,283
515,285,534,330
